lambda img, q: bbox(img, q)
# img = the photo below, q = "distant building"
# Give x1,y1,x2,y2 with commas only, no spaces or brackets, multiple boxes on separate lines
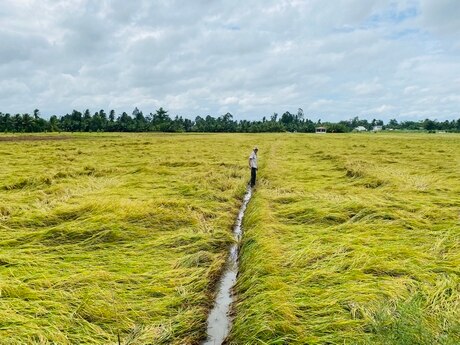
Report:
373,125,383,132
354,126,367,132
315,126,327,134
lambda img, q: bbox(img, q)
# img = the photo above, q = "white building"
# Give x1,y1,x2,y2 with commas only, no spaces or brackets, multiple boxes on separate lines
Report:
354,126,367,132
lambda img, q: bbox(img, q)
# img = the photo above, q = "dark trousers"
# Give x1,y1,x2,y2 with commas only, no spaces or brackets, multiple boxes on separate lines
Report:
250,167,257,187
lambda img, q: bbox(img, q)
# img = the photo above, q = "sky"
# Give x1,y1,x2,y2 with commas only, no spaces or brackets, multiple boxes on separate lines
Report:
1,0,459,122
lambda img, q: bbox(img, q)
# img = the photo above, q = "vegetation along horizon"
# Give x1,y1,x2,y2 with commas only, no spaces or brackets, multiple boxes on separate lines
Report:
0,132,459,344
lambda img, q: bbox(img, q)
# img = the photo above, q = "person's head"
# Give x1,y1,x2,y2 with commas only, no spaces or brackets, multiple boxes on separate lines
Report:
254,146,258,153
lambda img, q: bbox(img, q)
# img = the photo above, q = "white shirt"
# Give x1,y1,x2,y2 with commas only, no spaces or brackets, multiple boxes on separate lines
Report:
249,151,258,168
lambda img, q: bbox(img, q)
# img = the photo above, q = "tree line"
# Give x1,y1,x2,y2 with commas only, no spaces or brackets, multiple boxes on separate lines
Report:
0,108,459,133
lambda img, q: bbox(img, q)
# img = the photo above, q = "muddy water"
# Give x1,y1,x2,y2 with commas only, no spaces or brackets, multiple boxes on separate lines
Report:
202,187,252,345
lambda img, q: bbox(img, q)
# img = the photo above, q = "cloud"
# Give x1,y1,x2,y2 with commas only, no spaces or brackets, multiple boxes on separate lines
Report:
420,0,460,35
0,0,458,121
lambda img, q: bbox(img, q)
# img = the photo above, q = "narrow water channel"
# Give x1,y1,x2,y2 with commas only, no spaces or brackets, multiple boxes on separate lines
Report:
202,187,252,345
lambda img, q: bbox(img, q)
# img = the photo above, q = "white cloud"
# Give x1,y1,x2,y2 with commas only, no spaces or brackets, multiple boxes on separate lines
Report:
0,0,458,121
350,80,385,96
420,0,460,35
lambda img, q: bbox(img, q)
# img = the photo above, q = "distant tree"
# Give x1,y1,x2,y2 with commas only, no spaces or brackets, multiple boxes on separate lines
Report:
49,115,60,132
183,118,193,132
325,123,349,133
217,112,237,132
280,111,298,131
238,119,251,132
193,116,206,132
70,110,83,131
3,113,13,132
300,118,316,133
33,109,41,131
0,113,6,132
13,114,22,132
81,109,91,131
423,119,437,131
132,107,147,131
400,120,421,130
118,112,132,131
280,111,295,125
150,107,172,131
0,106,458,133
388,118,399,129
107,110,116,131
297,108,304,122
99,109,108,131
153,107,170,122
90,111,104,132
22,113,33,132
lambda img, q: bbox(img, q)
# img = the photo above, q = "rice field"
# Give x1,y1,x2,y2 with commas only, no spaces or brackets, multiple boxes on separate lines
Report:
0,133,251,344
230,133,460,344
0,132,459,344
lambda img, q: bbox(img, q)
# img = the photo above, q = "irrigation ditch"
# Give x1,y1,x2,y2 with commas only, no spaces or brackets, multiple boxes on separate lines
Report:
202,186,253,345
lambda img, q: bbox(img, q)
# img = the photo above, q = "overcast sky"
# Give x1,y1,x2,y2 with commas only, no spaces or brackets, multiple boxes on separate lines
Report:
1,0,459,121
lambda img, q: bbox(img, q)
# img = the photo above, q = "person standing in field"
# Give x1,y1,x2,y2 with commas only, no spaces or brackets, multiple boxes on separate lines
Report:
248,146,258,187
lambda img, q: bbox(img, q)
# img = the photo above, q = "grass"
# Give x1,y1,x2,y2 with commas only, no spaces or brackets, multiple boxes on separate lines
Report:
230,133,460,344
1,132,459,344
0,133,254,344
